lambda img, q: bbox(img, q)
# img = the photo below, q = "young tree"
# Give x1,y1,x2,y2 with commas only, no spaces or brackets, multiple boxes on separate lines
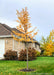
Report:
12,7,38,70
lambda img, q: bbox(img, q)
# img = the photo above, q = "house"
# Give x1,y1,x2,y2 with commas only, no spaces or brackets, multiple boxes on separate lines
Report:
0,23,41,58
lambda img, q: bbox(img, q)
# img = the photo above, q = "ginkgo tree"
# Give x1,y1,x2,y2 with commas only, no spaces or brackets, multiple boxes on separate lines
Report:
12,7,38,70
40,30,54,56
46,30,54,56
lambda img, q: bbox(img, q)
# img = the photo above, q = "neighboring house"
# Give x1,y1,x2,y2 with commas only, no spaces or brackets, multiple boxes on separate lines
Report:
0,23,41,58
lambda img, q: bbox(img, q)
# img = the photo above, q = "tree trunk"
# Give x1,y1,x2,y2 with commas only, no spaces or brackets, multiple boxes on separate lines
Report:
25,43,29,70
27,47,28,70
25,29,29,70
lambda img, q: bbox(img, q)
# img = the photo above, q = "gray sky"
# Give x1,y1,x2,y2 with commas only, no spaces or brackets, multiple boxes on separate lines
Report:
0,0,54,41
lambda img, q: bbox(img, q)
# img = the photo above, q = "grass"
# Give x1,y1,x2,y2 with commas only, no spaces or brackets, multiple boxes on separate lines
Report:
0,57,54,75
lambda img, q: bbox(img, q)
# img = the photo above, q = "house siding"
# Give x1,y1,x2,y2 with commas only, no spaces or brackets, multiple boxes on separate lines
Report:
13,39,25,56
26,43,35,48
26,43,41,52
5,38,25,55
5,38,13,52
35,44,41,52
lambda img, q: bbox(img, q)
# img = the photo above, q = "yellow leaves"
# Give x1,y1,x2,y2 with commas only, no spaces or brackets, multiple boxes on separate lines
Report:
25,7,27,11
16,7,30,26
16,10,20,15
19,25,22,28
12,30,37,43
45,42,54,56
46,52,52,56
45,29,54,56
34,32,38,35
13,36,19,41
32,32,38,38
40,29,54,56
28,24,31,28
12,7,38,44
49,29,54,41
16,20,20,23
26,27,37,34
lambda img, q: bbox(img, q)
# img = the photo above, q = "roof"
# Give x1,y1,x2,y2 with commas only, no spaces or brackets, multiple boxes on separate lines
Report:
0,23,11,35
0,23,40,45
0,23,22,35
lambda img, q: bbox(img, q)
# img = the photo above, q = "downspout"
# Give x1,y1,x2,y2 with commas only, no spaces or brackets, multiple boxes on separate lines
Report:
13,39,14,50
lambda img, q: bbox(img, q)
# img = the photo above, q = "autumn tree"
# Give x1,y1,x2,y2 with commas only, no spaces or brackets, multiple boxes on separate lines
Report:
46,30,54,56
12,7,38,70
49,29,54,42
40,30,54,56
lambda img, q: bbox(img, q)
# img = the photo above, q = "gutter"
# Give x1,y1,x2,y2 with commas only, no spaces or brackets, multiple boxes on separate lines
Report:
0,35,12,38
0,35,21,38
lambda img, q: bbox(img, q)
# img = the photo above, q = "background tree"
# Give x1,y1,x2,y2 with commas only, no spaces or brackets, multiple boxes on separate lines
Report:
40,30,54,56
12,7,38,70
46,30,54,56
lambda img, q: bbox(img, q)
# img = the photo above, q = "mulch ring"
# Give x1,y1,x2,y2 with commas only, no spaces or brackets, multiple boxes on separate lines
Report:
19,68,36,72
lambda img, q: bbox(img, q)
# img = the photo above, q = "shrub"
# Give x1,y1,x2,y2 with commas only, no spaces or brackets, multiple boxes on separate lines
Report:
18,47,37,61
4,50,18,60
36,50,40,57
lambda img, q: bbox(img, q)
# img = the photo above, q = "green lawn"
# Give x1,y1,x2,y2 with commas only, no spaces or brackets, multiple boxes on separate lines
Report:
0,57,54,75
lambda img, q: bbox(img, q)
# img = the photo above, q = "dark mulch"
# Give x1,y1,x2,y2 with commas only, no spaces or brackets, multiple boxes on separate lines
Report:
19,68,35,72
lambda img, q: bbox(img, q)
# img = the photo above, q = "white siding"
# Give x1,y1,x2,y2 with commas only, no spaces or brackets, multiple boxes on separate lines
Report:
0,39,5,58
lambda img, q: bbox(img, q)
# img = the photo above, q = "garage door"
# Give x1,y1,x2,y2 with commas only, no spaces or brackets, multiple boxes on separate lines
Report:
0,39,5,58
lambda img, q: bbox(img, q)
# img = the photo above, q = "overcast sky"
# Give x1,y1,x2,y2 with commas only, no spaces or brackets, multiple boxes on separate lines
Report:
0,0,54,41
